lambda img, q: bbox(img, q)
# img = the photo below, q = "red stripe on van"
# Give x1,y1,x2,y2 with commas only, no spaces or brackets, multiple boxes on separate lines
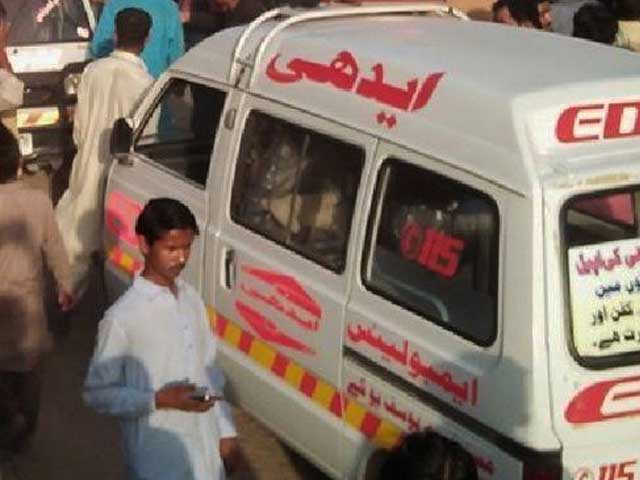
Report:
208,308,403,448
360,413,382,437
300,372,318,397
329,392,344,416
271,353,289,376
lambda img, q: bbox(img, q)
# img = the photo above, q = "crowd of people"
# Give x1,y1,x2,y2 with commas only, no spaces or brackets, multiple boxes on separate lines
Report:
492,0,640,48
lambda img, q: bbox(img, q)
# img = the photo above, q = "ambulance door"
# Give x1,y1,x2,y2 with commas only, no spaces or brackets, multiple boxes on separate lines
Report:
211,97,375,476
342,142,506,478
545,175,640,480
103,75,231,297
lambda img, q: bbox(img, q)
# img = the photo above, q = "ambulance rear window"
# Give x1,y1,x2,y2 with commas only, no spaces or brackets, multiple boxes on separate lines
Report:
363,159,499,345
564,188,640,364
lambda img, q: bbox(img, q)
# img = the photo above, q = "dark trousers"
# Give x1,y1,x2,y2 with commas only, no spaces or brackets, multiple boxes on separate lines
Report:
0,367,42,450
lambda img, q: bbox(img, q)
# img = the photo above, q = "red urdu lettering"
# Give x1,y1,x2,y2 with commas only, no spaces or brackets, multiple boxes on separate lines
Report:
556,104,604,143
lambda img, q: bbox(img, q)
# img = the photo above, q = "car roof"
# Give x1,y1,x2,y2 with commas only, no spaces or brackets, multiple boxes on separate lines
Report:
173,5,640,195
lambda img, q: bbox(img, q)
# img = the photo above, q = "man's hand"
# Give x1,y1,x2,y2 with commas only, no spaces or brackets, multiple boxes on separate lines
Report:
58,289,75,312
155,384,218,412
220,437,241,474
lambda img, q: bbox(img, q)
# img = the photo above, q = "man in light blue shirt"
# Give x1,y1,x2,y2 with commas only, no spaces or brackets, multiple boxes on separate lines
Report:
91,0,184,78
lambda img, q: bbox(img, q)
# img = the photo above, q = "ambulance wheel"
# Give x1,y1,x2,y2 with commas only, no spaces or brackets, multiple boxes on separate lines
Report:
359,431,478,480
356,448,389,480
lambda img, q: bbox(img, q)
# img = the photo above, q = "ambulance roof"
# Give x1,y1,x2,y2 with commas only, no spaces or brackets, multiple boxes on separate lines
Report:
173,5,640,195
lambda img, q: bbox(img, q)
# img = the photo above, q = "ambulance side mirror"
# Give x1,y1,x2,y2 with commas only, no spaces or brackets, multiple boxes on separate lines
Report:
111,117,133,165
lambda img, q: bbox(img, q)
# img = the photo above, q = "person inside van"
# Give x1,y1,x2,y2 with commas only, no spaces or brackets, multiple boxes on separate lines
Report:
378,431,478,480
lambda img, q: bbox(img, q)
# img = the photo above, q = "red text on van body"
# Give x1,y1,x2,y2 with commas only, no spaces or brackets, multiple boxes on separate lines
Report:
235,266,322,355
347,322,478,406
556,101,640,143
400,223,465,277
266,50,444,129
565,375,640,423
598,461,637,480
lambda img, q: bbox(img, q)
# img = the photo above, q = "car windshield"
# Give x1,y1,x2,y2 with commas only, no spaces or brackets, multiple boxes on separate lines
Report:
5,0,92,45
563,187,640,365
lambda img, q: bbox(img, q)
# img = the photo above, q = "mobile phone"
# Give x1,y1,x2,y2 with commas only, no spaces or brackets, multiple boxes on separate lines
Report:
190,387,219,402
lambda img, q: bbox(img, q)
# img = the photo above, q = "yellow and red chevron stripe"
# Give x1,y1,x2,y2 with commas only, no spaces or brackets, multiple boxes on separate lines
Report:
208,307,403,450
107,245,142,277
106,249,403,449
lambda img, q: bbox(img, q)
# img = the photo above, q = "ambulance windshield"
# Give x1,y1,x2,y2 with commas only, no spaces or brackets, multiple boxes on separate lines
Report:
5,0,93,45
564,188,640,363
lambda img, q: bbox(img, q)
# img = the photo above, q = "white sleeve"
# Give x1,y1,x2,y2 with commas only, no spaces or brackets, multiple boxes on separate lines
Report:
0,69,24,111
83,314,156,418
207,365,237,438
214,399,237,439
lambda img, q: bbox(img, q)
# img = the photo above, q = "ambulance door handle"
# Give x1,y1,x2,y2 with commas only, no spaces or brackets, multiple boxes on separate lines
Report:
223,248,235,289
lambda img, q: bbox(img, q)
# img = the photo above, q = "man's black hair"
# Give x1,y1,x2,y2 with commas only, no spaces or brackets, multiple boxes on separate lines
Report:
115,8,152,51
0,1,7,22
505,0,540,26
0,124,21,184
135,198,199,245
573,3,618,44
380,431,478,480
491,0,508,18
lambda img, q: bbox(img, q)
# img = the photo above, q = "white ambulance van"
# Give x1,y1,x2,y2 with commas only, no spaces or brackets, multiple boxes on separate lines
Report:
103,4,640,479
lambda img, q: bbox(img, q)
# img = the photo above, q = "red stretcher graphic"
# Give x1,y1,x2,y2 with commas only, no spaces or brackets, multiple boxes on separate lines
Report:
242,266,322,323
235,300,315,355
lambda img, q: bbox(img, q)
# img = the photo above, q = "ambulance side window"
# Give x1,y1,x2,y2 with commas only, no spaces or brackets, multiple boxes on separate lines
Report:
364,159,499,345
134,79,226,188
230,111,364,272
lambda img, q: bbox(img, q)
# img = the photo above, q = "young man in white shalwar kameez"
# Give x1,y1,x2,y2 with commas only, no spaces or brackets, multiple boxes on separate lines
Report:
83,198,239,479
56,7,153,293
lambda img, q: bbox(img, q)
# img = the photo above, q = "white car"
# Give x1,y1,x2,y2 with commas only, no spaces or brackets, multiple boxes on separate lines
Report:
4,0,97,167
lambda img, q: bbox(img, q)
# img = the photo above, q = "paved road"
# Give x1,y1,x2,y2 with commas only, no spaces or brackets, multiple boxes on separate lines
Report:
1,171,328,480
